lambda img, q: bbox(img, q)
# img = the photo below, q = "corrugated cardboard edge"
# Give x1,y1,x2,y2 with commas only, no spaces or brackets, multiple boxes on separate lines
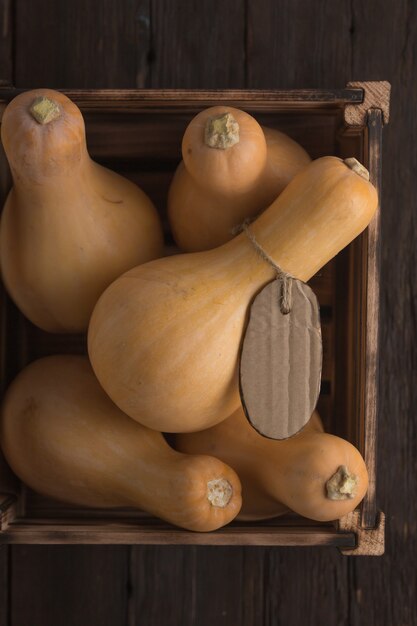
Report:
239,279,322,440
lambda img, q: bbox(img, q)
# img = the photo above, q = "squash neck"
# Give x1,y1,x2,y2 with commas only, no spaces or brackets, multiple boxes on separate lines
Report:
225,157,376,285
10,150,92,192
11,159,93,205
219,232,276,290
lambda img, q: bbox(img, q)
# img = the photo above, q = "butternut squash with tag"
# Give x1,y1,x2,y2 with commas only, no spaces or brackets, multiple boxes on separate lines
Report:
88,156,378,433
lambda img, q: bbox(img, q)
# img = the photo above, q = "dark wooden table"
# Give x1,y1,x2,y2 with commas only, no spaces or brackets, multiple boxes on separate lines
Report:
0,1,415,624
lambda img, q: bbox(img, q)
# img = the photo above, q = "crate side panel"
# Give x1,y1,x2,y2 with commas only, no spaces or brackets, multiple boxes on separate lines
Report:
2,521,356,547
360,110,383,528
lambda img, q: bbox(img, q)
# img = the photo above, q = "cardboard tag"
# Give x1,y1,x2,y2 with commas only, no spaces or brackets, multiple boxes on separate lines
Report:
239,279,322,439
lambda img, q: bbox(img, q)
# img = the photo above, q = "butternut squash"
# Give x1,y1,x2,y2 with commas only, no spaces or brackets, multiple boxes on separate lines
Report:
175,407,368,522
88,156,378,433
0,89,164,333
182,106,267,195
168,107,311,251
0,355,242,531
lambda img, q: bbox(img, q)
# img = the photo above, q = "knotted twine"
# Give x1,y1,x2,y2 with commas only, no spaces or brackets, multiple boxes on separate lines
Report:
232,219,294,314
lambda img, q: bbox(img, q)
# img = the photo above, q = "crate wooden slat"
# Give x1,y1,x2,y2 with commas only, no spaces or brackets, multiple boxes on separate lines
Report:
361,108,383,528
1,522,357,547
0,83,389,553
0,87,364,109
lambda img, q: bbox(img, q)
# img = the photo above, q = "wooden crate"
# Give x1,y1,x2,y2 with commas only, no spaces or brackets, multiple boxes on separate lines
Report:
0,82,389,554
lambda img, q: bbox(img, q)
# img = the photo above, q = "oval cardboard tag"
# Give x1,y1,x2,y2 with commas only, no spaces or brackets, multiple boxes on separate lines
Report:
239,279,322,439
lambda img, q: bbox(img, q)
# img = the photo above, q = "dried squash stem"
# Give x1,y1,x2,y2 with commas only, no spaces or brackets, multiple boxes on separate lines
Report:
204,112,240,149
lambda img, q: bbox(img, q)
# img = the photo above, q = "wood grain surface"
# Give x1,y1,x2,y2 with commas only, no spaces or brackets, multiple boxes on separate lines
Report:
0,1,12,621
10,546,130,626
0,545,7,626
0,0,415,625
0,0,12,86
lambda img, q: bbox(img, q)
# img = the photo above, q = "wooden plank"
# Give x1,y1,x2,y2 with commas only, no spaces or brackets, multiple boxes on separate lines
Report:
0,86,364,108
347,0,417,624
128,546,197,626
135,0,152,88
132,547,350,626
246,2,354,625
0,1,12,619
10,546,129,626
2,522,356,547
247,0,352,88
150,0,245,88
129,547,262,626
262,547,350,625
360,108,383,528
190,548,244,626
10,5,144,626
0,545,8,626
128,546,195,626
0,0,12,85
128,6,244,625
0,138,20,498
14,0,150,88
240,549,265,626
130,546,350,626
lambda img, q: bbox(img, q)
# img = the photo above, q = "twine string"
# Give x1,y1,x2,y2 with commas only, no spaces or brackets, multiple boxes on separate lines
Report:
233,219,294,314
